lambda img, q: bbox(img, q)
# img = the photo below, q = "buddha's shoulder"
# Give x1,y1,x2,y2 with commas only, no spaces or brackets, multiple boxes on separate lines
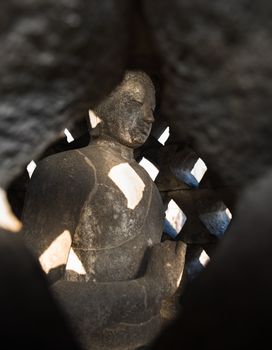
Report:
33,148,97,181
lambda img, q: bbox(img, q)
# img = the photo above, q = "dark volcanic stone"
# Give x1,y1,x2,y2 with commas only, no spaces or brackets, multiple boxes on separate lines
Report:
0,0,131,188
22,72,187,350
144,0,272,188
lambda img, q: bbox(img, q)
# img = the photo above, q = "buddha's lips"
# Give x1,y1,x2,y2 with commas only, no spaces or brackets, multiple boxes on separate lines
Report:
139,124,152,136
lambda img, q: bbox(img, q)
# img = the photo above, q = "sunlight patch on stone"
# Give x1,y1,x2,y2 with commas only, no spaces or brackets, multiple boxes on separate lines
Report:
64,128,74,143
191,158,207,183
66,247,87,275
0,188,22,232
139,157,159,181
226,208,232,220
158,126,170,145
199,250,210,267
108,163,145,209
176,244,187,287
165,199,187,236
176,271,183,287
89,110,102,128
39,230,72,274
27,160,37,178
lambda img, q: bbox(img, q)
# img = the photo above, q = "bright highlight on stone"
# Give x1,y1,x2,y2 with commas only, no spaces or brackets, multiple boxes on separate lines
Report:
191,158,207,183
39,230,72,274
64,128,74,143
158,126,170,145
66,247,87,275
226,208,232,220
108,163,145,209
165,199,187,236
27,160,37,178
199,250,210,267
89,110,102,128
0,188,22,232
139,157,159,181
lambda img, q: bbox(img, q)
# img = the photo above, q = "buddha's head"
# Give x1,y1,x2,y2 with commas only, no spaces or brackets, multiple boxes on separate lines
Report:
89,71,155,148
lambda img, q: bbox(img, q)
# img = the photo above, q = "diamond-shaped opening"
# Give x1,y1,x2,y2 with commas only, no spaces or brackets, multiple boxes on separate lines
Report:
26,160,37,178
190,158,207,183
199,250,210,267
170,149,207,188
157,126,170,145
139,157,159,181
64,128,74,143
225,207,232,220
164,199,187,238
199,204,232,238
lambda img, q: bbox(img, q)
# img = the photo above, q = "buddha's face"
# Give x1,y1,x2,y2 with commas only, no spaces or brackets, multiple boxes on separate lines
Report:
101,77,155,148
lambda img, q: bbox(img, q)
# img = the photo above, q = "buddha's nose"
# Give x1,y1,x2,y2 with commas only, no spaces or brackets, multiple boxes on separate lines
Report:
143,110,155,124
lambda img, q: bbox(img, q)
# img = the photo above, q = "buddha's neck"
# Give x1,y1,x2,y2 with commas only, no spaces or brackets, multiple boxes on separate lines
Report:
92,135,134,161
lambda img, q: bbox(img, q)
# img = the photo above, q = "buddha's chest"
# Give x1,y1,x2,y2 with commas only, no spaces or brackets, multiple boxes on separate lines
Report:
73,161,164,250
65,152,164,282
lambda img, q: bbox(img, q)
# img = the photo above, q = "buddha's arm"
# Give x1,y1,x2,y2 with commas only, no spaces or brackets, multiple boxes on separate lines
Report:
22,151,95,279
52,241,186,333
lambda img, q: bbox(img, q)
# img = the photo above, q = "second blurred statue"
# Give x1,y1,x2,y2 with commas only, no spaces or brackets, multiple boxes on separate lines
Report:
22,71,186,350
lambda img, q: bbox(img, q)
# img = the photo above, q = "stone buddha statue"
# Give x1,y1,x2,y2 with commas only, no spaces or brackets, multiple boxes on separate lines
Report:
22,71,186,350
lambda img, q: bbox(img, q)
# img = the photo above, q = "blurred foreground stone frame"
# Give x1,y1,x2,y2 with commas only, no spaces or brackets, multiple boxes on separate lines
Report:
0,229,81,350
22,71,186,350
2,1,272,349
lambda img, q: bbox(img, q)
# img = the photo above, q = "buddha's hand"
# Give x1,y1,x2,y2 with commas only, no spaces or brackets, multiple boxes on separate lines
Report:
146,240,187,296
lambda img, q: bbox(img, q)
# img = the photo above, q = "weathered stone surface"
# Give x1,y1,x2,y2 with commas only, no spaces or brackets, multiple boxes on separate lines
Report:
144,0,272,188
0,0,131,188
